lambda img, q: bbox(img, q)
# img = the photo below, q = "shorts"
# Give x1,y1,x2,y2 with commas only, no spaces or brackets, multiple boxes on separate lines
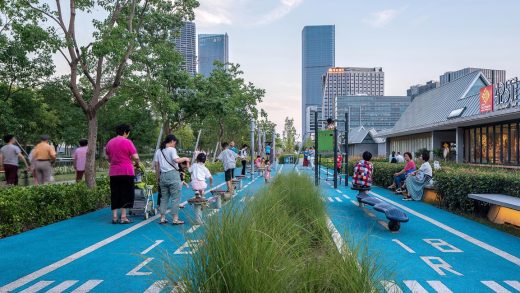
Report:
225,169,234,181
191,180,207,191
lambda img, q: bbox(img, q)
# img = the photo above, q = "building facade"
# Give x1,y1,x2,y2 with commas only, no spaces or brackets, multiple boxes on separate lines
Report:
407,80,439,100
379,71,520,166
305,105,323,138
174,22,197,76
198,33,229,77
322,67,384,119
440,68,506,86
334,95,410,132
302,25,335,135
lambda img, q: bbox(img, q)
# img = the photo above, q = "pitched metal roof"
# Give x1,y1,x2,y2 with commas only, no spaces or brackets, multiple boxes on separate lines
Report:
348,126,386,144
382,71,492,137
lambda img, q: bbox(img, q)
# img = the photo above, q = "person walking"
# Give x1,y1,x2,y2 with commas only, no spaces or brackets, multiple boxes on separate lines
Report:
105,124,140,224
396,152,405,163
0,135,29,185
239,144,248,176
389,151,397,163
156,134,191,225
73,139,88,182
218,142,238,194
32,135,57,185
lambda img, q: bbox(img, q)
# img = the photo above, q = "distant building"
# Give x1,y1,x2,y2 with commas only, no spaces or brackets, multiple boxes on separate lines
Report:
440,68,506,86
302,25,335,135
174,22,197,76
322,67,384,119
198,33,229,77
348,126,387,157
305,105,323,137
334,95,411,132
407,80,439,100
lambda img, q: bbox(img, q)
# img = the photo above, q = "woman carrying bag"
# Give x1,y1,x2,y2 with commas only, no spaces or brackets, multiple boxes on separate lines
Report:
156,134,191,225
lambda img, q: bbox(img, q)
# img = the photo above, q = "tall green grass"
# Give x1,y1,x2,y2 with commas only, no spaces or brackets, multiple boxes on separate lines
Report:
162,173,382,292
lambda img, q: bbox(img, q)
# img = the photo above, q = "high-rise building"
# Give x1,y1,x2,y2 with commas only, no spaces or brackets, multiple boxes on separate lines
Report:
305,105,323,138
322,67,384,120
174,22,197,76
335,95,411,132
407,80,439,100
440,68,506,85
198,33,229,77
302,25,335,135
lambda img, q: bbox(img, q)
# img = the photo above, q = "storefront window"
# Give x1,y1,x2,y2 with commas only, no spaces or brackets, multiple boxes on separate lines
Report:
511,123,518,165
481,127,488,164
495,125,502,165
464,121,520,166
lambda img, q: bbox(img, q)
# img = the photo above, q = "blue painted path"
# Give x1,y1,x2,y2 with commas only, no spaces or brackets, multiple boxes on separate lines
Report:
1,164,519,293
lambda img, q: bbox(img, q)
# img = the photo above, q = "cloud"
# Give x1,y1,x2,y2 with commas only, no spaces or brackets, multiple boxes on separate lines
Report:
253,0,304,25
195,1,234,28
364,9,398,28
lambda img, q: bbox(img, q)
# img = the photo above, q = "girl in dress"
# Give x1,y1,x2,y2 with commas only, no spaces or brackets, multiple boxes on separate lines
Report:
264,159,271,183
189,153,213,197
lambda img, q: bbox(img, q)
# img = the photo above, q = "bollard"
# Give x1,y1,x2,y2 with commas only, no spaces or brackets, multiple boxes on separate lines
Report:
214,195,222,209
232,178,242,190
193,203,203,225
23,170,29,186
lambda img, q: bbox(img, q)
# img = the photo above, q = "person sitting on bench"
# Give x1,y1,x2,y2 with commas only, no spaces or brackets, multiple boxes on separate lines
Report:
388,152,415,192
403,150,432,201
352,151,373,194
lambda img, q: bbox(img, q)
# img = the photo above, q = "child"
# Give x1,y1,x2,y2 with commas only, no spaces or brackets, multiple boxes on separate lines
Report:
352,151,373,195
179,161,190,188
217,142,238,194
189,153,213,197
264,159,271,183
254,155,262,169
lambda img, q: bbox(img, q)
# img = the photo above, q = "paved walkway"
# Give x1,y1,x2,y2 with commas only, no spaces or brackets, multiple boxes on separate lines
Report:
1,164,519,292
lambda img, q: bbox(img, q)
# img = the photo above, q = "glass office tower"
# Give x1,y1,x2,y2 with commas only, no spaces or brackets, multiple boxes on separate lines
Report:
174,22,197,76
198,34,229,77
302,25,335,135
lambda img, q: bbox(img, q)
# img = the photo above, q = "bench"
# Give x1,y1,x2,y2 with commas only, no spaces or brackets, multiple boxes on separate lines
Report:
468,194,520,227
353,185,409,232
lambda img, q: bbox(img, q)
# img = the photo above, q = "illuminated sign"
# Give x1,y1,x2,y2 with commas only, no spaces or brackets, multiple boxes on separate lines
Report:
494,77,520,110
479,85,494,113
328,68,345,73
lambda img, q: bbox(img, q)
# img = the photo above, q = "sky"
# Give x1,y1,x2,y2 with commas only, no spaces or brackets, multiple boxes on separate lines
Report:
193,0,520,136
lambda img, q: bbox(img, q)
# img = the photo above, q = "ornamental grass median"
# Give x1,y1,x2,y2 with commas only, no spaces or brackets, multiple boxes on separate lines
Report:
162,173,381,292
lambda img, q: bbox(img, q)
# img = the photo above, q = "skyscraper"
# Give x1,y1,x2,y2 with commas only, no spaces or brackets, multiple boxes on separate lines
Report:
174,22,197,76
302,25,335,135
322,67,384,119
198,34,229,77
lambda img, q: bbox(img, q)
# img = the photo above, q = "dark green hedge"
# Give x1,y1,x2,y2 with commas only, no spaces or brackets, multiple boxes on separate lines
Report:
0,178,110,238
322,159,520,213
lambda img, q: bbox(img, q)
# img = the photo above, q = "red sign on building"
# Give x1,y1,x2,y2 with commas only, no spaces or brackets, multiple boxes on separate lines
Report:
480,85,494,113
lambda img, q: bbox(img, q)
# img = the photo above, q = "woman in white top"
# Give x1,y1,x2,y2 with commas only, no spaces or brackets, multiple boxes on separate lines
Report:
157,134,191,225
239,144,248,176
189,153,213,197
404,151,433,201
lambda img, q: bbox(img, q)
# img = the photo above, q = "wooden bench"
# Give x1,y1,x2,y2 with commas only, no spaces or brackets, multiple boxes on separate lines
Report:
468,194,520,227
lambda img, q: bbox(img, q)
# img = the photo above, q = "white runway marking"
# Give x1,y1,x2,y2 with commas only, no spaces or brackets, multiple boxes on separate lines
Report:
392,239,416,253
141,240,164,255
186,225,200,234
369,191,520,267
70,280,103,293
327,197,334,202
427,280,453,293
46,280,79,293
342,194,351,199
481,281,511,293
143,280,166,293
504,281,520,291
403,280,428,293
19,281,54,293
126,258,154,276
335,197,343,202
381,280,403,293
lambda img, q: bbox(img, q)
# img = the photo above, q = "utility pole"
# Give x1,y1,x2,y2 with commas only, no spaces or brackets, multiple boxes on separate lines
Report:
333,126,338,189
250,121,255,178
314,111,319,186
345,112,349,186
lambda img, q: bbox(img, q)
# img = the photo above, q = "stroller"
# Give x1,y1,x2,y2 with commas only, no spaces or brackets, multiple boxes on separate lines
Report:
129,166,157,219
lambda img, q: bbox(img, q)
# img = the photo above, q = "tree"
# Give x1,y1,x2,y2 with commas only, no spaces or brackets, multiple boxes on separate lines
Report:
2,0,199,187
282,117,297,153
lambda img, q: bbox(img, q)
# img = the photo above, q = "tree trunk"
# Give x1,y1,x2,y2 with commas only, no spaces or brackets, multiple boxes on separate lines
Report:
85,111,99,188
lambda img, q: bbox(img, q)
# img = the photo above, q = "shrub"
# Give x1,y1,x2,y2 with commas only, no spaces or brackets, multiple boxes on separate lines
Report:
0,178,110,238
278,153,298,164
161,173,381,292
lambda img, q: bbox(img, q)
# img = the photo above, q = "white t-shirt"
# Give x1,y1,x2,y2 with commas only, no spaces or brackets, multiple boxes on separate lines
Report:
396,155,404,163
156,147,179,173
239,148,248,160
218,148,238,171
189,163,212,181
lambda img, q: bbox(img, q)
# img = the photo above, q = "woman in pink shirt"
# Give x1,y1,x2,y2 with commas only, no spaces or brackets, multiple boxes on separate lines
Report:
73,139,88,182
388,152,416,192
105,124,140,224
